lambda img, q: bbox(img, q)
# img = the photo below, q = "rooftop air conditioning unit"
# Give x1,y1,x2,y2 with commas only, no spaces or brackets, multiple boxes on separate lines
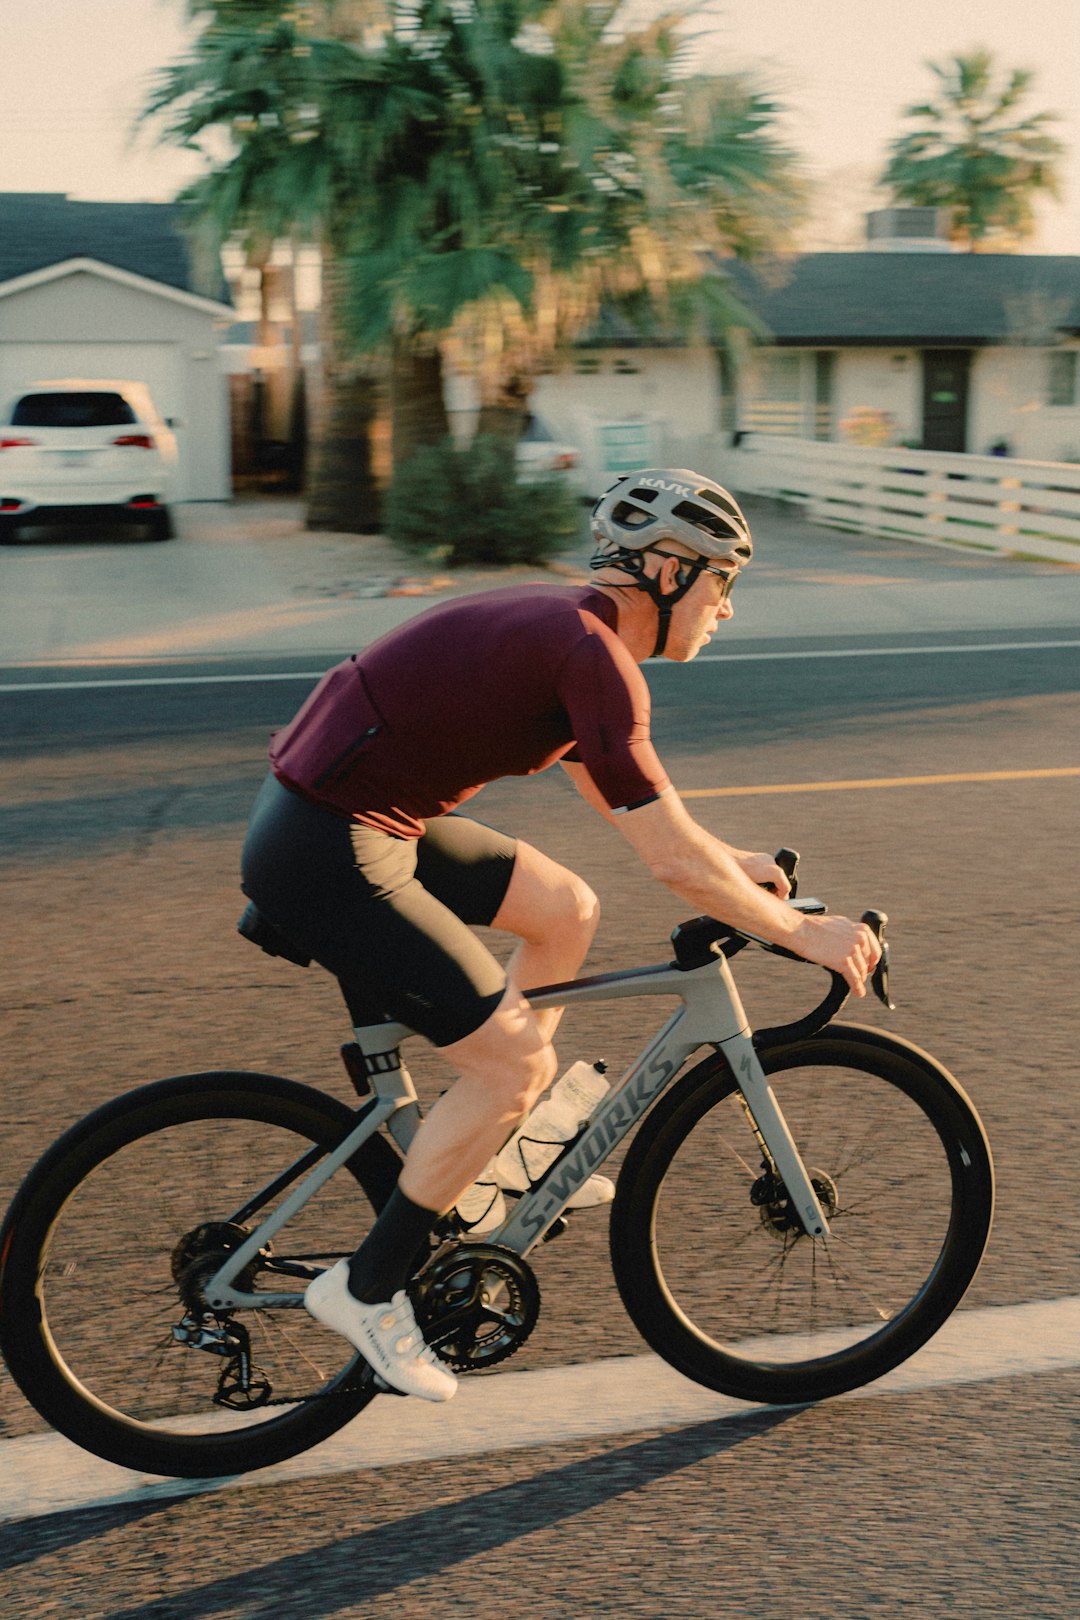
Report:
864,207,954,252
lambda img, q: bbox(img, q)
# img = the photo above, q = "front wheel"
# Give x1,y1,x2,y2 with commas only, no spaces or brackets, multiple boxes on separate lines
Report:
0,1072,401,1478
610,1026,994,1406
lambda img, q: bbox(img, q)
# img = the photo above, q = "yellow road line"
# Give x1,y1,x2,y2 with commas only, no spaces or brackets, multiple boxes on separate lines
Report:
681,767,1080,798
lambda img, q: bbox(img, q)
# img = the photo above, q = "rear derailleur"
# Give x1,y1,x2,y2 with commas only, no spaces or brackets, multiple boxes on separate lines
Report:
170,1219,272,1408
171,1311,272,1409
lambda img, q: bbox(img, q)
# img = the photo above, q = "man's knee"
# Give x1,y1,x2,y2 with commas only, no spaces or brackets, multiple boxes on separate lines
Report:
444,990,558,1112
502,1037,559,1118
536,871,600,945
494,844,600,948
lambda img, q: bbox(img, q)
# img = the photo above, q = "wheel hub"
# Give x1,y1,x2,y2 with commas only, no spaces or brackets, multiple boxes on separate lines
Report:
171,1221,263,1310
752,1168,839,1239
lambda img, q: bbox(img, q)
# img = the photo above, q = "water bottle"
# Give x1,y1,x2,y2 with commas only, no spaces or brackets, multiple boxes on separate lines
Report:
493,1060,610,1192
453,1177,507,1234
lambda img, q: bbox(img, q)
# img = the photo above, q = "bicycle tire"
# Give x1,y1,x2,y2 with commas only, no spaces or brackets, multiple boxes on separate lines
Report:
0,1071,402,1479
610,1025,994,1405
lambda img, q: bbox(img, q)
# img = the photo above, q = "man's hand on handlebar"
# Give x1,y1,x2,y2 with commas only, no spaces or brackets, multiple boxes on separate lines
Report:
790,914,882,998
731,848,792,899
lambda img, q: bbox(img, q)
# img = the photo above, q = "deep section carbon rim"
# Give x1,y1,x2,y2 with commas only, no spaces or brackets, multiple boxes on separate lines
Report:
2,1074,387,1475
611,1030,993,1403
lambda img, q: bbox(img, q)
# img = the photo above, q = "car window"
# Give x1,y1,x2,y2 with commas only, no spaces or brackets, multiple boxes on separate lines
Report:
520,416,554,443
11,392,137,428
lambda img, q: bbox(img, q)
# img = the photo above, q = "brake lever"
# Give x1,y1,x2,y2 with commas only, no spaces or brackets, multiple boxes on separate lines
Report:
861,909,896,1009
774,846,799,899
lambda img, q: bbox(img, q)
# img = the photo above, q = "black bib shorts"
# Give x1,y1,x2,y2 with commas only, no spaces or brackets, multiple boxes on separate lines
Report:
241,773,516,1047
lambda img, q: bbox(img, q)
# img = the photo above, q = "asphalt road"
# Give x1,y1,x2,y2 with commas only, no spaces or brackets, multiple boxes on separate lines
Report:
0,530,1078,1615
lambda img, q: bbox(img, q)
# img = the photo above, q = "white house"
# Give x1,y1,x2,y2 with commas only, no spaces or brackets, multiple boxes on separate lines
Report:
724,219,1080,462
496,212,1080,483
0,194,234,500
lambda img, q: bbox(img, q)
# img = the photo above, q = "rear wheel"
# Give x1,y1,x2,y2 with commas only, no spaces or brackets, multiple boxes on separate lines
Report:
0,514,21,543
0,1072,401,1478
610,1026,994,1405
144,506,174,541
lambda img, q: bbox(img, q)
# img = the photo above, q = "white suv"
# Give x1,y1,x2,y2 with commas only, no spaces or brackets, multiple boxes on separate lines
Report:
0,380,178,543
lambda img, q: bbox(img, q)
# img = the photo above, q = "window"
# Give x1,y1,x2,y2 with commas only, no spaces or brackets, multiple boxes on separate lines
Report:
814,352,835,440
12,391,137,428
747,351,804,435
758,352,802,403
1046,351,1077,408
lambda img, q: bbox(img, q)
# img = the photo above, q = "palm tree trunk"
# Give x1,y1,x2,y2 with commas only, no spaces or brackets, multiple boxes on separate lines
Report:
305,248,382,533
476,369,531,446
390,334,450,471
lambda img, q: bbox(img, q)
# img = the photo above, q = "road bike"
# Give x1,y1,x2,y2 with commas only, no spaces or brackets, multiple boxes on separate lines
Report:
0,852,994,1480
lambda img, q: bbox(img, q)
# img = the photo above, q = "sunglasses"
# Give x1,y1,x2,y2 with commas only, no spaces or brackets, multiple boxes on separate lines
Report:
651,550,740,599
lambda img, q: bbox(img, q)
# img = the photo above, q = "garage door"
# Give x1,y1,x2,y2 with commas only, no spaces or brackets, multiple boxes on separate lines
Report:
0,342,195,499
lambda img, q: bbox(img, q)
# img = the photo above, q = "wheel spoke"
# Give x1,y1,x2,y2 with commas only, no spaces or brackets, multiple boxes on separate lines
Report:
612,1038,992,1400
6,1079,381,1474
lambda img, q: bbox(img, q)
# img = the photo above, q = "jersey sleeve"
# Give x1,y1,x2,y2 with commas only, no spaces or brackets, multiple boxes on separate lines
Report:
555,620,671,812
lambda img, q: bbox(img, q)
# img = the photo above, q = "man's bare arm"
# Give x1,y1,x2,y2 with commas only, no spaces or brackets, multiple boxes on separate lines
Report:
613,792,880,996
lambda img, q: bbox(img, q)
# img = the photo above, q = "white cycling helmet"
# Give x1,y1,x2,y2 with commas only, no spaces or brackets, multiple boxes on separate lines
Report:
590,468,752,654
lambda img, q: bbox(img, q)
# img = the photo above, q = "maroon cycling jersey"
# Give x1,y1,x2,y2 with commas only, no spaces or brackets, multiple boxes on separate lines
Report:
269,584,670,837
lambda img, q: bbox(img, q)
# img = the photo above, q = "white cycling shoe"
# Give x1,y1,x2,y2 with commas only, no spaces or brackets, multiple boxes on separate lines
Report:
304,1261,456,1403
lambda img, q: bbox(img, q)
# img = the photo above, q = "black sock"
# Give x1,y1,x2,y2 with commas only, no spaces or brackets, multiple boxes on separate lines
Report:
347,1186,439,1303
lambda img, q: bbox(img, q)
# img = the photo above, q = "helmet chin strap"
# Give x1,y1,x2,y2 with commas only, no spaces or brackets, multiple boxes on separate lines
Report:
590,549,703,656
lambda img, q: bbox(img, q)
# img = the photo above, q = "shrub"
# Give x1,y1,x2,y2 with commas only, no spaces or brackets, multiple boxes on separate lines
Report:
385,435,584,566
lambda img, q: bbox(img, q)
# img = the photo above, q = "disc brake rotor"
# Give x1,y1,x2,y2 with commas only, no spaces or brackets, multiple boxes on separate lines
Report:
755,1169,839,1240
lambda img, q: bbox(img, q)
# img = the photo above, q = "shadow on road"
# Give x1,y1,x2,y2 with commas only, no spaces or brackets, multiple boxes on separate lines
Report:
3,1406,799,1613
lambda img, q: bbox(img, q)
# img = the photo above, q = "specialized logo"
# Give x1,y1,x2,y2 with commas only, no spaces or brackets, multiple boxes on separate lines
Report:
639,478,692,498
514,1048,681,1243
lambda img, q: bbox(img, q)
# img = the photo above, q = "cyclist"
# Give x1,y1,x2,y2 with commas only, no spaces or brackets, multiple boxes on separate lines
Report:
241,467,881,1403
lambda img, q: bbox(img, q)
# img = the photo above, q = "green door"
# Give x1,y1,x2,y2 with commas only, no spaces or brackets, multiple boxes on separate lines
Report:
921,350,971,453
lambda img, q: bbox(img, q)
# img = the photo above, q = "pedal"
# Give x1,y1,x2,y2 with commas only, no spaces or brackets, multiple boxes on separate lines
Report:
371,1373,408,1397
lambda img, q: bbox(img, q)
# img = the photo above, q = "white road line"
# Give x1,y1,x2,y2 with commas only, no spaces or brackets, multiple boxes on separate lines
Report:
0,670,326,693
680,638,1080,664
1,638,1078,693
3,1295,1078,1525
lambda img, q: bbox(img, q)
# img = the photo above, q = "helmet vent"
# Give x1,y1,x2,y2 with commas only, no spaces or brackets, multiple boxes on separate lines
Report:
627,487,659,503
612,501,656,530
693,487,744,520
671,500,741,541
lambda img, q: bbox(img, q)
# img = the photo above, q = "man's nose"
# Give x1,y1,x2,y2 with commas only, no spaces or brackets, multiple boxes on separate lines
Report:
717,599,735,622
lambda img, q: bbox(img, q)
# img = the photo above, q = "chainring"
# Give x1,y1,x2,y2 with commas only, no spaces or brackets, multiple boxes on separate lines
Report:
413,1242,540,1372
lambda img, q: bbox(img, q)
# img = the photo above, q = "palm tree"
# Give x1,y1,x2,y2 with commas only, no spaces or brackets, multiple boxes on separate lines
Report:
148,2,802,527
881,49,1063,251
420,4,802,445
145,1,393,530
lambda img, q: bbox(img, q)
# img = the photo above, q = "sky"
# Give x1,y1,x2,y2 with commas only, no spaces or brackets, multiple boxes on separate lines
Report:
1,0,1078,253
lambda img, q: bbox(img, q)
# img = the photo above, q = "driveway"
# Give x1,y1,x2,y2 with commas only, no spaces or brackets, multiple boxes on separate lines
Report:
0,495,1076,669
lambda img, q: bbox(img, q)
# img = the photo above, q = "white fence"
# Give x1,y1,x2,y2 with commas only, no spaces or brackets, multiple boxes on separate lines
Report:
716,435,1080,565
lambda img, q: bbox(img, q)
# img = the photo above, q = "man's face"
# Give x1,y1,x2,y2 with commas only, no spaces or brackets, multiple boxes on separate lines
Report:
657,554,741,661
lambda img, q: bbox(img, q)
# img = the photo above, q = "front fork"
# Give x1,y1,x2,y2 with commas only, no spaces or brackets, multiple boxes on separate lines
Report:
718,1031,831,1239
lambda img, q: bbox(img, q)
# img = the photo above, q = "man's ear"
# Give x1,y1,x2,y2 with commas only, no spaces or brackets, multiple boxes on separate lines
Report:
655,553,687,594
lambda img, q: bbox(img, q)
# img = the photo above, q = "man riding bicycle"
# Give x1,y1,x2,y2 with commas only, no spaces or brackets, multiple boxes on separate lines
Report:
241,467,881,1403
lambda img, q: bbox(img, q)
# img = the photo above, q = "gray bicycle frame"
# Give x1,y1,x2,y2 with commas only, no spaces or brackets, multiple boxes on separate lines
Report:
203,943,830,1313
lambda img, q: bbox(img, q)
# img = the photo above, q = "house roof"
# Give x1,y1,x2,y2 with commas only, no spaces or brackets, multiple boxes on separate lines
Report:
725,252,1080,347
0,192,230,304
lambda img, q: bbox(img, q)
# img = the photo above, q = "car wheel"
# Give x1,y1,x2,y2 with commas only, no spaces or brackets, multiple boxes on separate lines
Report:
144,507,175,542
0,514,22,544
